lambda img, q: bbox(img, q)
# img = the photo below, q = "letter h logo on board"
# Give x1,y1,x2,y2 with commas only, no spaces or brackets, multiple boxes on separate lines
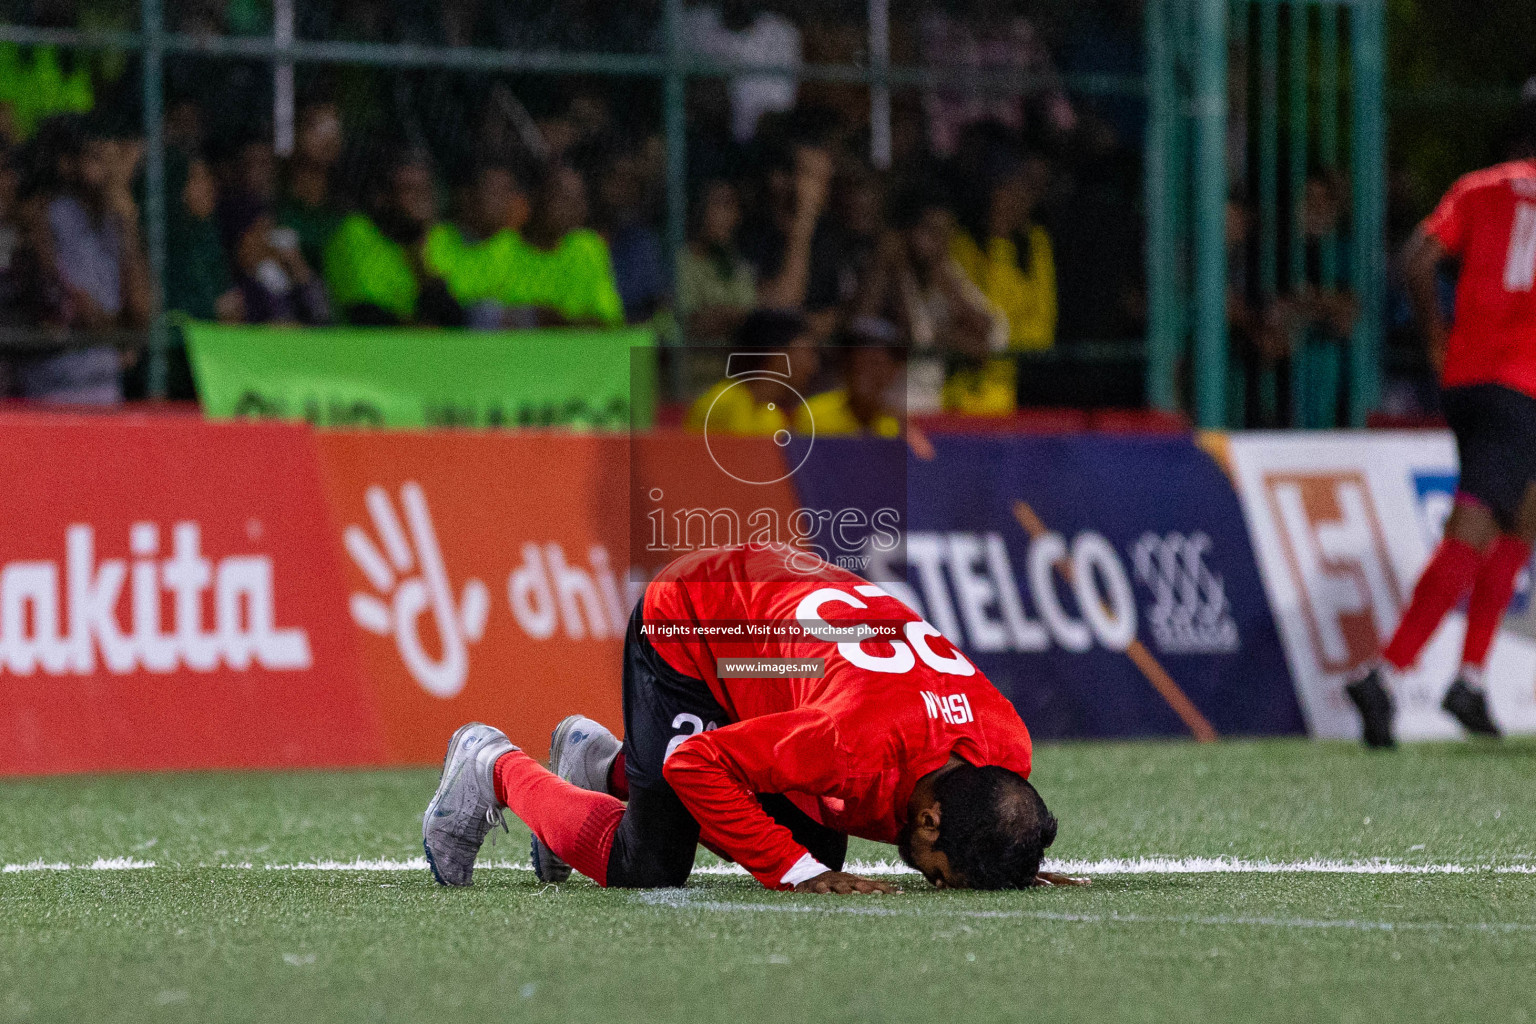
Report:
1264,472,1402,674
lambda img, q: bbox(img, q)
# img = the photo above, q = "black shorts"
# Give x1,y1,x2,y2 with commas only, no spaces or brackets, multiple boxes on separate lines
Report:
605,602,846,888
621,600,733,791
1442,383,1536,531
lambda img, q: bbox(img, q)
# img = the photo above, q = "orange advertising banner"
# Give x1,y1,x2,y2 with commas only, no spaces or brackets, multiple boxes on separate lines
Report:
313,430,798,762
315,431,630,762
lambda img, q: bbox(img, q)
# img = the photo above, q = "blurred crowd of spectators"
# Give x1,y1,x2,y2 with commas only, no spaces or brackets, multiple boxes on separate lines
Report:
0,0,1147,418
1222,170,1364,429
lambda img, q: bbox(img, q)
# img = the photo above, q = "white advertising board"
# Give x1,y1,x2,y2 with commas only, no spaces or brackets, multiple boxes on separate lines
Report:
1226,431,1536,740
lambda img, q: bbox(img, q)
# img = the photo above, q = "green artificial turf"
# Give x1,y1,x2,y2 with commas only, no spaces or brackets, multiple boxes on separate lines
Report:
3,738,1536,1023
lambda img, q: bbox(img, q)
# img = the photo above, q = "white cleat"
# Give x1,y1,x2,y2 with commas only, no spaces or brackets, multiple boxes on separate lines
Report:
423,722,515,887
531,715,623,884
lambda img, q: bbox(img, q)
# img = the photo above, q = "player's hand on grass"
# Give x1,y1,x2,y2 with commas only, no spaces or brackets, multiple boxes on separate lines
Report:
794,870,901,895
1033,871,1090,887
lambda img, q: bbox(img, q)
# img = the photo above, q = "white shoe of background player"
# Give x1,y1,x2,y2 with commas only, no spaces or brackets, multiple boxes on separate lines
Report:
423,722,514,886
531,715,623,884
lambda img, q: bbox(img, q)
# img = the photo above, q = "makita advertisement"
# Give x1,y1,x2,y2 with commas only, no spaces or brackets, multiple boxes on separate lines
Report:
1226,432,1536,740
873,434,1305,741
0,415,385,775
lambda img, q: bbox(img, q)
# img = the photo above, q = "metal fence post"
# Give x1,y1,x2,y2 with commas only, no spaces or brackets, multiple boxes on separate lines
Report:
1144,0,1178,411
274,0,295,156
1257,0,1278,303
1349,0,1386,425
1287,1,1308,292
1168,0,1192,403
1317,2,1339,288
1192,0,1229,428
662,0,687,269
141,0,168,399
662,0,687,349
869,0,891,170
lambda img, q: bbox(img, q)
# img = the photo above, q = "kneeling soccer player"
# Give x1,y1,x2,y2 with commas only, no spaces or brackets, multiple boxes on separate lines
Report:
423,543,1075,893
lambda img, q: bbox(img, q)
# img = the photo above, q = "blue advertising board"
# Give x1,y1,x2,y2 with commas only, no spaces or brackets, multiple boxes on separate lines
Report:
791,433,1305,740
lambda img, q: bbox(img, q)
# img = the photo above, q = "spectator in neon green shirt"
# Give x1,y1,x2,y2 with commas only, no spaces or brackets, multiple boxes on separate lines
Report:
0,45,93,140
495,163,624,327
423,162,525,328
323,148,462,326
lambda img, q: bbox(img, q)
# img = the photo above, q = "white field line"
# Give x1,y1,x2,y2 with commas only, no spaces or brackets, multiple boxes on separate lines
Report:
631,889,1536,935
213,859,864,872
1048,856,1536,876
2,857,155,873
7,855,1536,876
3,855,1527,935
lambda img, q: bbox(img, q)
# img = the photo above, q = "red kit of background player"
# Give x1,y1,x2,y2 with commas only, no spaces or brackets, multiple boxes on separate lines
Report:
1347,101,1536,747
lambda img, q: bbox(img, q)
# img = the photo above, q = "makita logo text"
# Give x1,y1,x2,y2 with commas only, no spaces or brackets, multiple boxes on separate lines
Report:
0,523,312,676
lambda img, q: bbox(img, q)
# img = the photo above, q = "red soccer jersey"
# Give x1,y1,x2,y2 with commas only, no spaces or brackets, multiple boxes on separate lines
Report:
1423,159,1536,398
644,544,1034,890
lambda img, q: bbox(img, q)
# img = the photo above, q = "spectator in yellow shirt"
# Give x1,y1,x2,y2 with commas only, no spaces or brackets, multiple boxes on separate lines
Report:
794,318,903,438
948,150,1057,413
686,310,820,436
853,188,1010,414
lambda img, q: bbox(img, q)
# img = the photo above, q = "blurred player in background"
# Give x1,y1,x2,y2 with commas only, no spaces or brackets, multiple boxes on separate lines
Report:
423,543,1078,894
1347,96,1536,747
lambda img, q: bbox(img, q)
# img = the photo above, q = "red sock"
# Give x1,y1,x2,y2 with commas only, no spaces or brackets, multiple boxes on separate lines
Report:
1382,538,1483,671
493,750,624,886
608,752,629,801
1460,536,1532,674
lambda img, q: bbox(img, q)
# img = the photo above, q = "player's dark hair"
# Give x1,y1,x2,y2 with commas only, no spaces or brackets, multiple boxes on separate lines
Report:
724,310,810,377
933,766,1057,890
359,141,432,206
890,181,951,232
733,309,808,352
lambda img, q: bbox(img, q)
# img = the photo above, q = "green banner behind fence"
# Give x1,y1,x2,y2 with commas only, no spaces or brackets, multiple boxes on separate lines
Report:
185,324,656,429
